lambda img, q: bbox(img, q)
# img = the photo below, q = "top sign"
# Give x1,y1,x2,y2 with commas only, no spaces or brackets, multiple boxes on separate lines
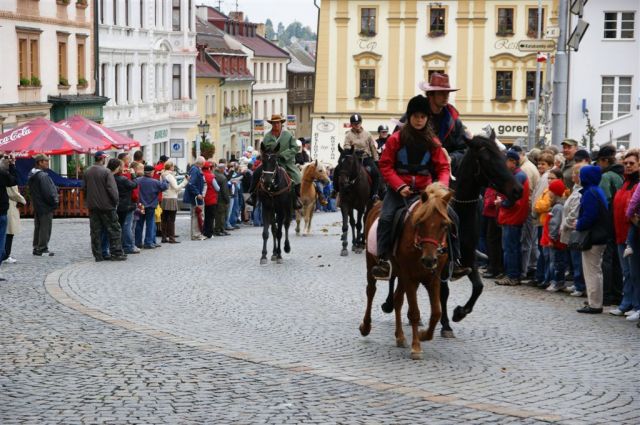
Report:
518,39,556,52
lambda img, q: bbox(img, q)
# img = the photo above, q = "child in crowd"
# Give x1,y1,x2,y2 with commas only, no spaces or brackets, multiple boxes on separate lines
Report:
561,163,587,297
547,179,568,292
534,168,563,288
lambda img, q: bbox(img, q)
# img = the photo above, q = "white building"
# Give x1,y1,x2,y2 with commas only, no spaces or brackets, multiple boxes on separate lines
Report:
98,0,198,169
567,0,639,149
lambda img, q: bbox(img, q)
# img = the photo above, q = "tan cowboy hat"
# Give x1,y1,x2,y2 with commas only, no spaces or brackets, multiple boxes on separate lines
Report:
418,72,460,92
266,114,286,124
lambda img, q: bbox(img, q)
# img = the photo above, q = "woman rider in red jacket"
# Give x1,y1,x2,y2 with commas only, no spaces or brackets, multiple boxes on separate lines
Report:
371,95,471,281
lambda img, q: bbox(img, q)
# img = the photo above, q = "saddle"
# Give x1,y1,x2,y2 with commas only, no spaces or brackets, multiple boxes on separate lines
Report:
366,198,420,257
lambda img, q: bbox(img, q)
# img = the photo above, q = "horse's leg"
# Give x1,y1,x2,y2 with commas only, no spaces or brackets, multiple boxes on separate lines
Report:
276,217,285,264
404,281,423,360
393,279,407,348
295,208,301,236
305,203,313,235
270,215,278,261
359,270,377,336
440,279,455,338
349,210,357,252
340,207,349,256
260,210,270,265
453,268,484,322
419,276,442,342
356,209,365,251
283,213,291,255
381,275,395,313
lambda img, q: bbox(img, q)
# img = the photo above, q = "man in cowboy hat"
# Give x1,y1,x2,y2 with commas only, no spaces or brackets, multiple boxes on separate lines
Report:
419,73,469,172
332,113,381,201
247,114,303,209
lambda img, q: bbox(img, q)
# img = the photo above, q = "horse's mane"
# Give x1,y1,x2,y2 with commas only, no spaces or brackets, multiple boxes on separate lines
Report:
412,182,452,226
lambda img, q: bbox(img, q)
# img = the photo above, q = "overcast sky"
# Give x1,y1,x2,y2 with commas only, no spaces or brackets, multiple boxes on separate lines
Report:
199,0,320,31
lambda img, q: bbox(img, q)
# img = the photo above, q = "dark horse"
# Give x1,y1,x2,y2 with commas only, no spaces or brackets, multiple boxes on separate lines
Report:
336,144,371,256
257,142,292,265
381,132,523,337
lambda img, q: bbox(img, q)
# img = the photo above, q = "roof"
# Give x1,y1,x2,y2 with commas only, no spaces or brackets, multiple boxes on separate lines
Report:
196,17,244,55
234,34,290,59
195,59,224,78
284,47,314,74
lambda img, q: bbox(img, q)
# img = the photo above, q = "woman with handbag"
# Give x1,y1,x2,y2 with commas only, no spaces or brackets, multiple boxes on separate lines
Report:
575,165,612,314
161,161,188,243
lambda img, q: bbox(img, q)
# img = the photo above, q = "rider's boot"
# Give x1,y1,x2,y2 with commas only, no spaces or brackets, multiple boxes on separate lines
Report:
372,255,392,280
294,184,303,210
317,189,328,206
447,207,472,281
246,191,257,207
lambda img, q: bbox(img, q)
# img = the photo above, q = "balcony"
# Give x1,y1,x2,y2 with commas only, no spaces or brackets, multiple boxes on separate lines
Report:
170,99,197,119
289,88,314,104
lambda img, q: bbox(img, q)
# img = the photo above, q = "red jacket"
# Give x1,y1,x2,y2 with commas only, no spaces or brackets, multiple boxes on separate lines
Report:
612,172,639,244
482,188,499,218
498,168,530,226
203,170,218,206
379,131,450,192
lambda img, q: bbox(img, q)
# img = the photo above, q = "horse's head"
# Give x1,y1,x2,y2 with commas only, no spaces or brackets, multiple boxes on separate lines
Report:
411,183,452,270
260,141,281,186
466,131,523,203
336,145,360,190
308,159,330,184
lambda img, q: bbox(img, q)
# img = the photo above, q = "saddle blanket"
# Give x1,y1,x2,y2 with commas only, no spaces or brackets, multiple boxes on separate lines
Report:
366,200,420,257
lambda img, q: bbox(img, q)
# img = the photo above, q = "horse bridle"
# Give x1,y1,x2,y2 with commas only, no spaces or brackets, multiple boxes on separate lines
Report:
338,153,361,189
413,224,447,254
259,153,291,197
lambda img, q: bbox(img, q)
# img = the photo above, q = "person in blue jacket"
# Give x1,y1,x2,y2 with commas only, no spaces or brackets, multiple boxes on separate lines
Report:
575,165,611,314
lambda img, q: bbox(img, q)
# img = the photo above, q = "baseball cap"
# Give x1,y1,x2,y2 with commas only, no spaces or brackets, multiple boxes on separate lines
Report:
548,179,566,197
574,149,591,162
94,151,108,160
506,150,520,162
143,164,154,173
561,138,578,146
33,153,50,162
159,155,169,162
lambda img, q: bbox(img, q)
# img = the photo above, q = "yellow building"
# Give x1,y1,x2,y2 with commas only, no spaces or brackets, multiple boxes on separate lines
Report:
312,0,558,163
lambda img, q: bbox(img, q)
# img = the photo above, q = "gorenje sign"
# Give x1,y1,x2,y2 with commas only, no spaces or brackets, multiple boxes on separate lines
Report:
517,39,556,52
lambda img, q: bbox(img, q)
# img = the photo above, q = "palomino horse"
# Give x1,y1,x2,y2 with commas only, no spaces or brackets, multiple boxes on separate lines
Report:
380,131,523,337
257,142,292,265
336,145,371,256
361,183,452,360
295,160,330,236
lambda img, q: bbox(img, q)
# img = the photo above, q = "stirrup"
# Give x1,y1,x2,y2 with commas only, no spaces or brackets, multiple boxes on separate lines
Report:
372,259,392,280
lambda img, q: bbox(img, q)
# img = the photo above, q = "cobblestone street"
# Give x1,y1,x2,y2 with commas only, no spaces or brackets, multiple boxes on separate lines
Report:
1,211,639,424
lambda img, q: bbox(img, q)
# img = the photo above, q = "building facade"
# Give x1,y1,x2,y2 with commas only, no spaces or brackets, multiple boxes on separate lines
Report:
312,0,558,164
285,44,315,140
194,17,254,161
197,6,290,150
567,0,639,149
98,0,198,170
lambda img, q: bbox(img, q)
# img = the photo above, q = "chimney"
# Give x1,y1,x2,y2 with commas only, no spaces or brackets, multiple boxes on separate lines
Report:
229,11,244,22
255,23,265,37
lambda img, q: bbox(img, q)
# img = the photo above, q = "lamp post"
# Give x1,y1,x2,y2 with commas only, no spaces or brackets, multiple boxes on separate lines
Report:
196,120,209,159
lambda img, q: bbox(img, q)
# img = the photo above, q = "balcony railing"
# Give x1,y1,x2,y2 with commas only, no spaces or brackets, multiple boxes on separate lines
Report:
170,99,197,118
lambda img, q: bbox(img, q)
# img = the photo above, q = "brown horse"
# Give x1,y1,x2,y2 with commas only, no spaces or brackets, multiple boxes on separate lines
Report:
360,183,452,360
295,160,330,236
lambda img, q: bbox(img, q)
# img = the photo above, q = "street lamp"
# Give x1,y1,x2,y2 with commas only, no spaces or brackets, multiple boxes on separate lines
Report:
196,120,209,159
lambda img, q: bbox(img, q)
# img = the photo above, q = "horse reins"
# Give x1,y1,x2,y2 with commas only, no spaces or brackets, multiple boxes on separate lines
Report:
258,166,291,197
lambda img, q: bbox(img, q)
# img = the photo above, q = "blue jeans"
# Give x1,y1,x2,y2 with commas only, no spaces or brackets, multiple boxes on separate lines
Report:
136,210,156,247
501,225,522,279
551,248,567,285
535,227,547,283
101,229,109,257
627,233,640,311
252,201,263,226
0,214,7,267
617,243,639,311
569,249,586,292
119,210,135,253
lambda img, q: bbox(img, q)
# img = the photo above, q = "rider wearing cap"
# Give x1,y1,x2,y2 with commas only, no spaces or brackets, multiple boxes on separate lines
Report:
419,73,468,173
333,113,382,201
376,124,390,157
371,95,471,281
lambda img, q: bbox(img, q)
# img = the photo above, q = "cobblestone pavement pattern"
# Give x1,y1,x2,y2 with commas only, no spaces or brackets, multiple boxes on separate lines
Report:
1,213,639,424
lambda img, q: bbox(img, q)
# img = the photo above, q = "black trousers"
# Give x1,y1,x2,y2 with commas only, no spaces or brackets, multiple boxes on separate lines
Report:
203,204,216,237
3,234,13,260
214,202,228,233
89,209,123,258
485,216,503,273
33,211,53,254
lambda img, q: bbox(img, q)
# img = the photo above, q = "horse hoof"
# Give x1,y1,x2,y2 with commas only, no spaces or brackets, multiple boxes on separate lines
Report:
260,258,267,265
441,329,456,339
284,242,291,253
410,351,423,360
271,255,277,261
419,329,434,341
452,306,467,323
340,249,348,257
359,323,371,336
276,258,283,264
396,338,407,348
380,302,394,314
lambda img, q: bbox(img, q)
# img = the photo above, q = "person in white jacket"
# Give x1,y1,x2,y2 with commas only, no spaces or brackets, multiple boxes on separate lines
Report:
160,162,189,243
561,163,587,297
4,183,26,263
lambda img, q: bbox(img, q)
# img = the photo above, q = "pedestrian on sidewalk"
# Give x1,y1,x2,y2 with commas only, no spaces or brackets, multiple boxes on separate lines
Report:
183,157,205,240
136,165,168,249
114,158,139,254
84,153,126,262
0,155,18,279
27,154,58,256
213,161,230,236
160,161,188,243
202,162,219,238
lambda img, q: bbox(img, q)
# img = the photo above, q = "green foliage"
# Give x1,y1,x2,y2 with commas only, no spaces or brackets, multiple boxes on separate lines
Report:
265,19,275,40
262,20,317,46
581,108,597,151
192,139,215,160
59,76,69,86
78,77,88,86
67,157,86,178
30,76,41,86
19,77,30,86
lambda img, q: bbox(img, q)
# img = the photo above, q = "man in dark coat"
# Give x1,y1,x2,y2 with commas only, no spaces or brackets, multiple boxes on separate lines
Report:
27,154,59,256
214,161,231,236
0,155,18,277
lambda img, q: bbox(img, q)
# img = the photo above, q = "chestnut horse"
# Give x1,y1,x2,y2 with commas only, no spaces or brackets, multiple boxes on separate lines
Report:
360,183,452,360
295,160,330,236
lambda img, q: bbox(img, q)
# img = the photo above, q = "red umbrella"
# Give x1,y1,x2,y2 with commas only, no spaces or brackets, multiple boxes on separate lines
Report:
0,118,111,157
60,115,140,150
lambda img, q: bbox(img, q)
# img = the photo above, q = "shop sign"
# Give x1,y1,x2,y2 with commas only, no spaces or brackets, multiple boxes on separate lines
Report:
154,129,168,140
287,115,296,129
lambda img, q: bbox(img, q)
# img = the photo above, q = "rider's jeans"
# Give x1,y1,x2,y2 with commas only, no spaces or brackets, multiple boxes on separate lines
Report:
377,189,406,258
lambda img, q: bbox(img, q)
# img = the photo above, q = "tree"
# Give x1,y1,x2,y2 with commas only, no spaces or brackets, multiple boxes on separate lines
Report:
265,18,275,40
277,22,285,40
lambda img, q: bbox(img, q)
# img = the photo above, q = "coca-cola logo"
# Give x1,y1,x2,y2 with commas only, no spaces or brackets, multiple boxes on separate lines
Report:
0,127,31,145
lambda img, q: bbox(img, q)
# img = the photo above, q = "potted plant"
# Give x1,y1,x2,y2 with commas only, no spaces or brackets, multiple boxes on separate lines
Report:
428,29,445,38
30,76,41,87
223,107,230,118
191,140,215,159
78,77,88,87
59,76,69,87
19,77,31,87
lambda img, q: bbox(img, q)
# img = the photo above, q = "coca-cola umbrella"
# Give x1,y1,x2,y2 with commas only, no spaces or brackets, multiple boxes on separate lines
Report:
0,117,111,156
60,115,140,150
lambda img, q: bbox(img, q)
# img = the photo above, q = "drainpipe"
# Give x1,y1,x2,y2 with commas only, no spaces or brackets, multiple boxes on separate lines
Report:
93,0,100,97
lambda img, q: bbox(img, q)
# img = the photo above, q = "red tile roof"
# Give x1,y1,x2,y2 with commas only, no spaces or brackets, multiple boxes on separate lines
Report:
233,34,290,59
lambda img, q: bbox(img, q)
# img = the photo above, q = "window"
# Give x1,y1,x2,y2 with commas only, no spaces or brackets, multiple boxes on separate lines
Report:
223,91,228,109
429,7,446,34
617,134,631,150
360,8,376,36
155,64,161,100
17,29,40,84
497,8,514,35
188,64,193,99
280,99,283,115
77,39,86,84
205,95,209,115
140,63,145,101
255,100,258,117
263,100,267,117
115,64,121,104
125,0,130,26
253,63,257,79
267,63,270,82
140,0,144,27
601,76,632,123
526,71,543,99
100,0,105,24
527,8,544,37
101,63,107,96
495,71,513,100
172,0,181,31
58,40,68,84
260,63,264,82
271,99,275,115
126,64,133,102
604,12,635,39
172,64,181,99
211,94,215,114
113,0,118,25
279,63,283,82
359,69,375,99
188,0,192,30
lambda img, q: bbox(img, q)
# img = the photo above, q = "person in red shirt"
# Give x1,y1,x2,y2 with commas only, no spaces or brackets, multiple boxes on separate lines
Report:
372,95,469,280
202,162,220,239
